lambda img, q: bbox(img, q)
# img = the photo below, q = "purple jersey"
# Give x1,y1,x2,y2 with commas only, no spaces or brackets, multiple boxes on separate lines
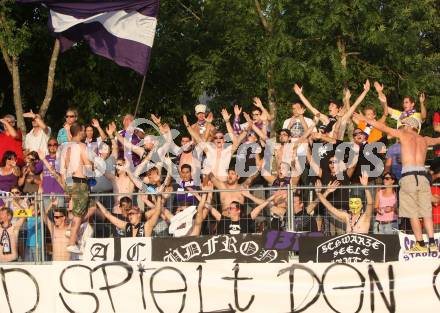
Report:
35,155,64,194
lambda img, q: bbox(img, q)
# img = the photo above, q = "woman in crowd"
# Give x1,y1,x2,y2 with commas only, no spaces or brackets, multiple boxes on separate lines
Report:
18,151,41,194
6,186,29,260
84,119,107,154
0,151,20,203
374,172,398,234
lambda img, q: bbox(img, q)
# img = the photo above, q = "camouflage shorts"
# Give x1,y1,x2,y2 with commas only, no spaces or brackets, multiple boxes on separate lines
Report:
66,182,89,217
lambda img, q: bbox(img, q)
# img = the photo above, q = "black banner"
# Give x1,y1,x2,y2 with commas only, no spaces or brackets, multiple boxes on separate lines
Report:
299,233,400,263
152,234,288,263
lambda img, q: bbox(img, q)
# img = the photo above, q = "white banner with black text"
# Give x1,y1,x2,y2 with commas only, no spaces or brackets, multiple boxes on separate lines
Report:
1,261,440,312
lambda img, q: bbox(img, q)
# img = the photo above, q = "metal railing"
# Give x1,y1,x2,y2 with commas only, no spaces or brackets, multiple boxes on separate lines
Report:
0,183,437,263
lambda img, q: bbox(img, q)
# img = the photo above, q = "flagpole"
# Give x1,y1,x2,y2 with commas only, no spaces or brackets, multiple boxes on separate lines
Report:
134,74,147,118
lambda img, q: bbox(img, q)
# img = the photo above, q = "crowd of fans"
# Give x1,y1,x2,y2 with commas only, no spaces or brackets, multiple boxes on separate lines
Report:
0,80,439,262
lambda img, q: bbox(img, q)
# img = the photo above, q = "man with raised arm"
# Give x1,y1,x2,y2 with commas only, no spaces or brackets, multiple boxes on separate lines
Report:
191,104,216,142
162,183,212,237
43,197,71,261
0,206,26,262
281,100,315,138
353,112,439,253
210,194,275,235
209,166,258,215
292,83,340,128
96,195,162,238
233,98,270,139
316,173,373,234
23,110,51,155
377,83,426,128
62,123,93,254
184,109,248,182
332,80,370,140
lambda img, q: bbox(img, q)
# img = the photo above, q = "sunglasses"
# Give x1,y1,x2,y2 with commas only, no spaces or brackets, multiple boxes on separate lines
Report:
383,176,393,180
48,143,58,147
54,215,64,219
65,115,76,118
11,191,20,195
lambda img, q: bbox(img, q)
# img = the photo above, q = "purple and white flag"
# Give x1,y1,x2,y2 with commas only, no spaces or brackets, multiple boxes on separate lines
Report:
18,1,159,74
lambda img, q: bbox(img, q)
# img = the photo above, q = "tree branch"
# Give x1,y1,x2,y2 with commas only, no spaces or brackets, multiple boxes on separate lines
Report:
0,13,12,75
12,56,25,133
0,40,12,74
177,0,201,21
39,38,60,118
254,0,272,32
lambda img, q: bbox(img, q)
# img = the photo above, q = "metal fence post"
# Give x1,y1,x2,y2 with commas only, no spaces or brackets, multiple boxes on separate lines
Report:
287,184,294,232
33,192,39,263
39,193,46,263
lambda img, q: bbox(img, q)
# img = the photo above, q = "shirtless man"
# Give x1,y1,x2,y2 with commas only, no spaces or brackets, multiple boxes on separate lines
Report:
274,129,292,169
354,113,440,252
105,157,135,208
62,123,93,253
191,104,216,142
209,168,257,215
0,207,26,262
43,198,70,261
174,135,201,175
210,195,275,235
184,111,248,181
316,173,373,234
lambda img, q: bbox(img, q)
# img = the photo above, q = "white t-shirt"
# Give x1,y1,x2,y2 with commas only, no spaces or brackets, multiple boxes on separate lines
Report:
282,117,315,137
202,144,233,178
24,127,51,155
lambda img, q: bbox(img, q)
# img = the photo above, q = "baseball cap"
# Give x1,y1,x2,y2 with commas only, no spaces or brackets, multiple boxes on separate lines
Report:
401,117,421,131
195,104,207,114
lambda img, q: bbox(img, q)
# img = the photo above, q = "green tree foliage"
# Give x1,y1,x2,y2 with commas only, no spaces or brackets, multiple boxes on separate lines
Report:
0,0,439,135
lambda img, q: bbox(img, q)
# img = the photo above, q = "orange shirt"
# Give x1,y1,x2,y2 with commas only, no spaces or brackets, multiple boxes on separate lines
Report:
357,121,383,143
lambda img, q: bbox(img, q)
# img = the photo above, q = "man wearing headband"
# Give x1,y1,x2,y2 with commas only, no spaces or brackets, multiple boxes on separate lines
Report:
316,172,373,234
378,86,426,130
354,112,440,253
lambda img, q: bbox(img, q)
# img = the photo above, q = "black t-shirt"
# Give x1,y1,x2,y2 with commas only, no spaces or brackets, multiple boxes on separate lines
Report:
323,116,338,134
320,171,351,211
293,209,318,232
309,139,345,181
269,215,287,231
351,142,385,184
217,214,255,235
